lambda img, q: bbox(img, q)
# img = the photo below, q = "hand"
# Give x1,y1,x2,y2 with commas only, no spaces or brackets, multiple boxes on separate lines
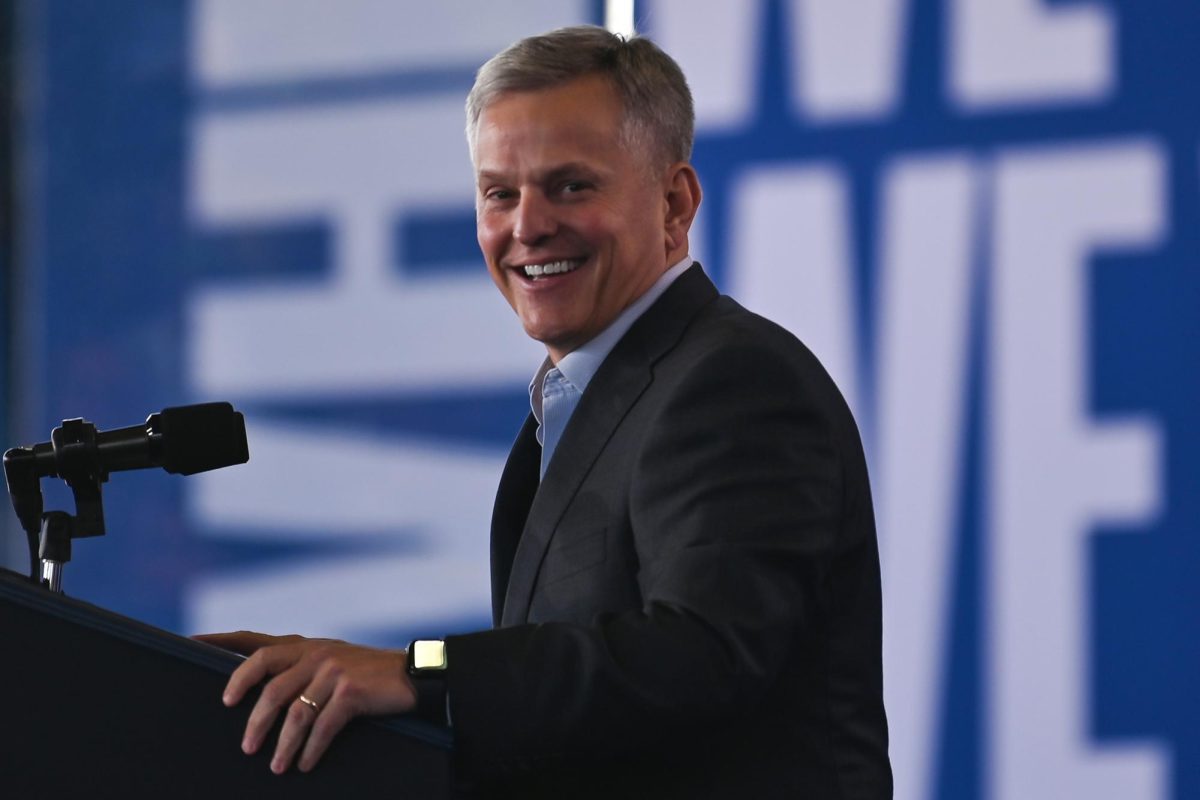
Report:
194,631,417,774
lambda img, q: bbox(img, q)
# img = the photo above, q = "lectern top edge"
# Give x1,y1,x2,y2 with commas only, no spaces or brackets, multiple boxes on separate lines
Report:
0,567,452,750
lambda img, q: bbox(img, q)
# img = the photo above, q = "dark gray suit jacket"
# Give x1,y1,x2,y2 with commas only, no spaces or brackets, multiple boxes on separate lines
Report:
444,265,891,798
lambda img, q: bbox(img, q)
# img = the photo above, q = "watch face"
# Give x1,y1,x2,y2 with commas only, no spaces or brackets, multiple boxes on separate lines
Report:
411,640,447,671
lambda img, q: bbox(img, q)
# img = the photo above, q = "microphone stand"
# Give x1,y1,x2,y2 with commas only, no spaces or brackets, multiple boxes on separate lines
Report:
37,512,76,592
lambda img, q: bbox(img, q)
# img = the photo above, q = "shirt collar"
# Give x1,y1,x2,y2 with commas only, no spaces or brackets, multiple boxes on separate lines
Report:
527,254,694,418
528,357,554,435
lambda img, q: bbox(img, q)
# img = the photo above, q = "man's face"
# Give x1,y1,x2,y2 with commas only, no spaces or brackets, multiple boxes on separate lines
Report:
474,74,673,362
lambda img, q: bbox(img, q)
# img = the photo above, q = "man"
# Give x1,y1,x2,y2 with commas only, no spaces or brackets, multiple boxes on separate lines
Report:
199,25,891,798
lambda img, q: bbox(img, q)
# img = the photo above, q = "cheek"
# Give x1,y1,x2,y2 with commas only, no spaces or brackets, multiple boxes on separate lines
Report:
477,221,506,262
559,210,618,253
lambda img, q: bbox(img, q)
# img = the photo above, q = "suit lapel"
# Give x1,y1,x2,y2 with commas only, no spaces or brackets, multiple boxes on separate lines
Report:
490,414,541,625
498,264,720,626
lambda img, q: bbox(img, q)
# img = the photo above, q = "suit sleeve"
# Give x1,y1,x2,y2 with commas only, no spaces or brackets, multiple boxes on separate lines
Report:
443,333,863,777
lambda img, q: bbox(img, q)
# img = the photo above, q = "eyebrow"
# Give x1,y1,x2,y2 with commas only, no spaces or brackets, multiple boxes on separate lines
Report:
542,163,603,182
476,162,605,186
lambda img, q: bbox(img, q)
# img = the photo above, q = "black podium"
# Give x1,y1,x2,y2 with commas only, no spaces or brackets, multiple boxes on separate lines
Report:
0,568,454,798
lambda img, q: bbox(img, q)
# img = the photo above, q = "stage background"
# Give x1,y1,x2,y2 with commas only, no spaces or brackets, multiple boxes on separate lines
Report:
2,2,1194,798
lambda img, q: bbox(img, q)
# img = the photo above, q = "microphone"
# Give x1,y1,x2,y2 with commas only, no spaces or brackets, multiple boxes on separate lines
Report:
12,401,249,481
3,402,249,583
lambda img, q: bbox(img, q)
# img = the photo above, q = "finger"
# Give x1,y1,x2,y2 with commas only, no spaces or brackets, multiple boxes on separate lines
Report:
271,668,337,774
241,662,313,756
223,638,314,707
270,694,325,774
222,647,277,708
297,691,355,773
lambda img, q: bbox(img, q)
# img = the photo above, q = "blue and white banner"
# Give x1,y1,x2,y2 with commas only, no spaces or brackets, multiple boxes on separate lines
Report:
7,2,1195,798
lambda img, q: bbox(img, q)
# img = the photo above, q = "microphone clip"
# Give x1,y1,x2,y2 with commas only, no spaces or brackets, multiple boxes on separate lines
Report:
50,417,109,539
3,416,109,593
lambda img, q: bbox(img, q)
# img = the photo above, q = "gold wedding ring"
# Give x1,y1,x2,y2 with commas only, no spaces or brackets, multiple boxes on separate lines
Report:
297,694,320,713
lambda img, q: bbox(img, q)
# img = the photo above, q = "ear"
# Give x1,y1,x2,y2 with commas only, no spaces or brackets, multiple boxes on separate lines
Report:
662,163,702,258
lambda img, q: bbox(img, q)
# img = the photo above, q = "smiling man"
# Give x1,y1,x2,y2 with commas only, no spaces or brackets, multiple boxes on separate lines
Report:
473,69,697,363
200,26,891,799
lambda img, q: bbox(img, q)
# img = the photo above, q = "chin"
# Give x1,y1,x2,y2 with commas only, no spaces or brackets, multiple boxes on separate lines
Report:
521,315,570,342
522,324,561,346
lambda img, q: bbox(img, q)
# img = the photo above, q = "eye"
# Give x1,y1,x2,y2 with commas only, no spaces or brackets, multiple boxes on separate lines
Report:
484,187,515,202
560,180,592,195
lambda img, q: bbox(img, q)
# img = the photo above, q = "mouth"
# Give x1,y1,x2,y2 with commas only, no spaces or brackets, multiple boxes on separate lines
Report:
516,258,586,280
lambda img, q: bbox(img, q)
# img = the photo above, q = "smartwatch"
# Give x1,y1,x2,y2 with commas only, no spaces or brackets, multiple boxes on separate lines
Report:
407,639,448,678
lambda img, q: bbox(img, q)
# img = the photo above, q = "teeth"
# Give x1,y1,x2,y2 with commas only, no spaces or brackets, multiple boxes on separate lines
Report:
523,260,581,278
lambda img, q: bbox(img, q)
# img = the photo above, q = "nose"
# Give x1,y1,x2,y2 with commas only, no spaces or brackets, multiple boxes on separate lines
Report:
513,192,556,245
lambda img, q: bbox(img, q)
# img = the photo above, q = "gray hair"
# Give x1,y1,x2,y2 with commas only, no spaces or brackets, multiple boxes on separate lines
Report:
466,25,695,170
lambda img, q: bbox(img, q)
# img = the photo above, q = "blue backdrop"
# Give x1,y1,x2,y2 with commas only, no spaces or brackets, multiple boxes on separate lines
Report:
5,2,1194,799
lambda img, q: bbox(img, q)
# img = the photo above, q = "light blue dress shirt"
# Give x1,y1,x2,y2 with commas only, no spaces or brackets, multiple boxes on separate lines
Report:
529,256,695,478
